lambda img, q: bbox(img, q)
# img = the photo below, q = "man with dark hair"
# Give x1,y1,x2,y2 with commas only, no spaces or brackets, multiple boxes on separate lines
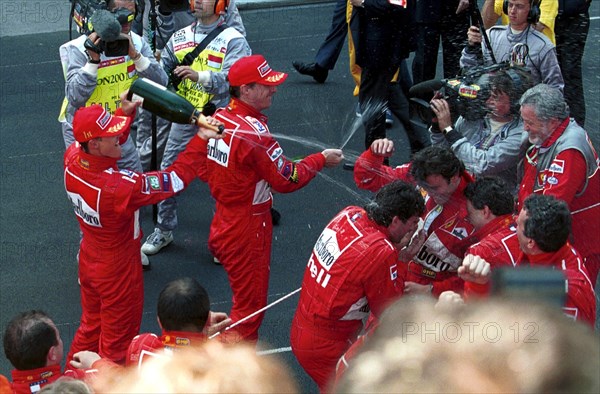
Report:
430,67,533,189
518,84,600,287
3,311,102,394
458,176,519,297
197,54,344,344
291,180,425,391
355,142,478,296
515,194,596,324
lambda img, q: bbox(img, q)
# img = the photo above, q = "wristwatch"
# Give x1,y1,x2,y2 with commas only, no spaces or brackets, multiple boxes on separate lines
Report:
442,125,453,135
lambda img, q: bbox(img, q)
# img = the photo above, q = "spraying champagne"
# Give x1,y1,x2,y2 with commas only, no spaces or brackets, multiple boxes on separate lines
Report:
127,78,224,134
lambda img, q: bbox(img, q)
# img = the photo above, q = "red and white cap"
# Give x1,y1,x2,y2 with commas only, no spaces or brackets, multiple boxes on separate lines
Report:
72,105,132,143
228,55,288,87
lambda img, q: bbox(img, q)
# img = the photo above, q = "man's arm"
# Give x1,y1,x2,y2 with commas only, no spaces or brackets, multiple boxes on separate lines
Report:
61,37,99,109
481,0,501,29
354,139,412,192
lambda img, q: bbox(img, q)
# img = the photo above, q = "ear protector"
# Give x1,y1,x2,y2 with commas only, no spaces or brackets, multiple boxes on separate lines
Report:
190,0,229,15
503,0,541,25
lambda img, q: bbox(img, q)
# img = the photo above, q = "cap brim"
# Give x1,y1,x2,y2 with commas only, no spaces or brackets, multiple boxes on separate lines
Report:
259,72,288,86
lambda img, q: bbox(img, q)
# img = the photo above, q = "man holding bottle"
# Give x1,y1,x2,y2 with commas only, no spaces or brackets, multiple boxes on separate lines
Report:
141,0,251,255
198,55,344,343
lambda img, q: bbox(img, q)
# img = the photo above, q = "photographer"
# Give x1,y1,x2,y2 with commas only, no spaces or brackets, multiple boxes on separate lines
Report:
59,0,168,173
141,0,251,255
460,0,563,91
429,67,533,190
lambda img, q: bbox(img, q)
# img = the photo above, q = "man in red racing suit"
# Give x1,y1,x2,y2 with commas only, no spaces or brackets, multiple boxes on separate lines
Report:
291,181,425,391
354,139,477,296
64,96,221,365
198,55,344,343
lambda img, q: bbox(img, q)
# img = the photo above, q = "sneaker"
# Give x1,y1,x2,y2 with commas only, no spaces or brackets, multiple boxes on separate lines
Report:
385,109,394,127
213,256,222,265
292,61,328,83
141,228,173,255
141,251,151,271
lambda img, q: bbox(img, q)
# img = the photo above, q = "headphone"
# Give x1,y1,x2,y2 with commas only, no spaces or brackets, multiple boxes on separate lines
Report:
190,0,229,15
503,0,541,24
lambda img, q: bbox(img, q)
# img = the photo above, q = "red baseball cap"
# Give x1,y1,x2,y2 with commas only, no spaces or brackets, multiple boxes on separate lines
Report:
228,55,288,87
72,105,133,143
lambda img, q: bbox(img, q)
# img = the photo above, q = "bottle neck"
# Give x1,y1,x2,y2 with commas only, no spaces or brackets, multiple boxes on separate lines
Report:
191,108,202,124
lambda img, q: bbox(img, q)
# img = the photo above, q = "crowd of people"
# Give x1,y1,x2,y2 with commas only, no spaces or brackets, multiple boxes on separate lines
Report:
2,0,599,392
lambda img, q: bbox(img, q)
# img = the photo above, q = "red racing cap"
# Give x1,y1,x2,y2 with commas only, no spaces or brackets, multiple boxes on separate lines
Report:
72,105,132,143
228,55,288,87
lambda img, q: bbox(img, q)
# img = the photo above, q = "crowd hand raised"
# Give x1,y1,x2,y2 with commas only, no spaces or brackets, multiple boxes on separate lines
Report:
458,254,491,284
197,116,225,140
429,99,452,130
204,311,232,337
398,229,427,262
435,290,465,310
70,351,101,369
322,149,344,167
370,138,394,157
467,26,482,46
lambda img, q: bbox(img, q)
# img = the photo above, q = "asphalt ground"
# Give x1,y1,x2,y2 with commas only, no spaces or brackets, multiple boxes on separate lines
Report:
1,2,599,392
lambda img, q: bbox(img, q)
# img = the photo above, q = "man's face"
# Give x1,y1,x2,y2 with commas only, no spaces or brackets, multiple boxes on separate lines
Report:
507,0,531,29
94,135,123,159
193,0,217,19
515,208,531,253
466,200,487,231
243,83,278,112
112,0,136,34
388,215,421,244
521,105,552,146
486,90,511,119
420,174,459,206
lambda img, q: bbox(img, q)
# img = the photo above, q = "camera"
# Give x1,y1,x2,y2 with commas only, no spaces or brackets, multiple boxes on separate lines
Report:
71,0,131,57
409,62,514,125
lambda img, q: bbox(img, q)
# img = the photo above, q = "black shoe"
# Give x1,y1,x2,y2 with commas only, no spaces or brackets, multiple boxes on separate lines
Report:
271,207,281,226
292,61,328,83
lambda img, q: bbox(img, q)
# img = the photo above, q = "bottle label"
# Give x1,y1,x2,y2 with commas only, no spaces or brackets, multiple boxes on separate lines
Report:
131,93,144,105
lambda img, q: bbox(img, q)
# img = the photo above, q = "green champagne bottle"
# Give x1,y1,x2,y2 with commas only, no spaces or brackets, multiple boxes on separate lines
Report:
127,78,224,133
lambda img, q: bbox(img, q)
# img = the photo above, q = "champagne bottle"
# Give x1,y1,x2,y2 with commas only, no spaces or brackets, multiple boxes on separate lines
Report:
127,78,224,133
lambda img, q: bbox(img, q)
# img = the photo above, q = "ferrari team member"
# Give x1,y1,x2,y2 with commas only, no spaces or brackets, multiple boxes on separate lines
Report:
64,92,222,365
354,142,477,296
69,278,231,370
198,54,344,343
291,180,425,391
457,176,519,298
462,194,596,326
59,0,166,173
141,0,251,254
517,84,600,287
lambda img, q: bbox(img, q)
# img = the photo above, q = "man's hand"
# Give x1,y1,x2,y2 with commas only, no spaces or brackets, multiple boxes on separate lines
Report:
435,290,465,310
458,254,491,284
197,116,226,140
84,32,101,62
322,149,344,167
370,138,394,157
404,281,433,296
126,33,141,61
203,311,232,337
119,90,141,115
429,99,452,130
173,66,211,84
467,26,482,47
456,0,470,14
398,229,427,262
70,351,101,369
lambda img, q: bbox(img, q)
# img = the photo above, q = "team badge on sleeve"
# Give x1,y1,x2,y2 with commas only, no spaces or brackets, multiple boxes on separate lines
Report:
280,162,299,183
267,142,283,161
548,159,565,174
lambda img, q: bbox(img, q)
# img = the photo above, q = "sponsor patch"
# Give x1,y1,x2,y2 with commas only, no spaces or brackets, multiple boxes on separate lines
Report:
119,169,136,179
390,264,398,280
245,116,267,133
267,142,283,161
421,267,436,279
281,162,299,182
548,159,565,174
258,60,271,77
175,337,191,346
547,176,559,185
451,226,468,240
276,157,285,171
148,175,160,190
96,108,111,129
162,173,171,191
539,172,546,185
207,54,223,69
